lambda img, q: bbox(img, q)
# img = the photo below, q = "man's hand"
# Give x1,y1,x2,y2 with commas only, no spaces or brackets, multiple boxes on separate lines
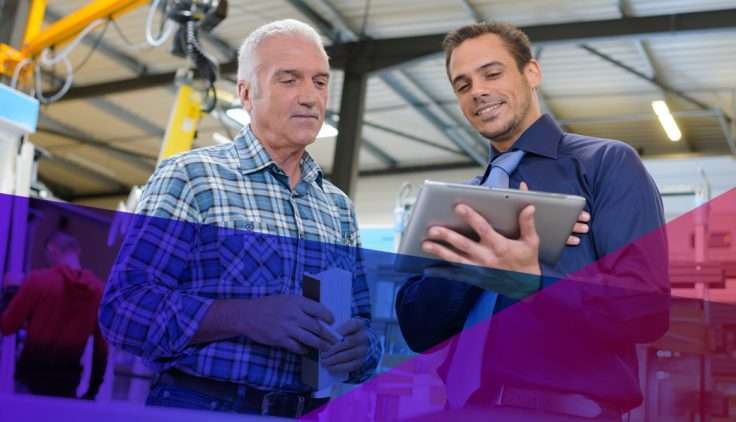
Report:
519,182,590,246
321,318,370,374
241,295,338,355
423,203,542,276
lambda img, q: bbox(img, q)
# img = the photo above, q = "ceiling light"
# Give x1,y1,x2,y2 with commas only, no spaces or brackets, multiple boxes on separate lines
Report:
651,100,682,142
212,132,232,144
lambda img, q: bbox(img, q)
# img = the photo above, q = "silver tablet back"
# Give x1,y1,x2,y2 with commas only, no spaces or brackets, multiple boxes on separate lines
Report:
396,181,586,272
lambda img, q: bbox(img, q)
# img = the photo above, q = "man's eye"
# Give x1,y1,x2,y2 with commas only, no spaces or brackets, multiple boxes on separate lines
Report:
456,84,469,93
485,72,501,79
315,80,327,88
281,79,296,85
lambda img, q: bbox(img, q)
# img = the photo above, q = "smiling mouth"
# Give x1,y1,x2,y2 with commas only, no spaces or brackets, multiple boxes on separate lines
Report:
292,114,319,120
474,102,504,117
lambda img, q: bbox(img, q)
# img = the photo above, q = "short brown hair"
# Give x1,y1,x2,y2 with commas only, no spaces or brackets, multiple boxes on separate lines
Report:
443,22,532,79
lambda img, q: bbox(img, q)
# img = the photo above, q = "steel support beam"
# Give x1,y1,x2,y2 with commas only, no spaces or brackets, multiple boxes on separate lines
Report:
38,114,156,170
458,0,484,23
56,8,736,101
358,118,465,156
581,43,734,154
381,72,486,164
733,90,736,154
361,138,399,168
326,8,736,72
322,0,487,161
40,153,130,196
326,116,397,168
635,40,695,151
617,0,635,19
580,44,723,116
200,32,238,62
716,110,736,156
290,0,485,166
331,68,367,196
533,47,567,130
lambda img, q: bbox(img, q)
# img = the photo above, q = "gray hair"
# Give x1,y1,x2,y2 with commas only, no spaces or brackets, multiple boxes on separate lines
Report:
237,19,328,86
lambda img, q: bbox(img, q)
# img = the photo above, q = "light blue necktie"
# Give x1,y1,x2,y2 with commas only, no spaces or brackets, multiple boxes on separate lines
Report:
465,149,526,326
446,149,525,408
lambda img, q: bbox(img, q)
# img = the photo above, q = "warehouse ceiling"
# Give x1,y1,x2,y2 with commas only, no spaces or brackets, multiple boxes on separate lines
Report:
15,0,736,206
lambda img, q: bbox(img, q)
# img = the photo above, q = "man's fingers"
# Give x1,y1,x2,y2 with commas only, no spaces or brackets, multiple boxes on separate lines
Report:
422,240,470,265
519,205,539,243
298,316,338,345
322,347,364,368
572,222,589,235
335,319,363,337
578,211,591,222
520,181,529,191
426,225,482,258
456,204,505,246
282,338,308,355
323,361,360,374
566,235,581,246
290,326,332,352
299,298,334,324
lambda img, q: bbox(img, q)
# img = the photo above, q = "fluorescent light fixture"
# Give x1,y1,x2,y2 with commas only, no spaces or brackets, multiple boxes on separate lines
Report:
225,107,251,126
317,123,338,138
212,132,232,145
651,100,682,142
225,107,338,139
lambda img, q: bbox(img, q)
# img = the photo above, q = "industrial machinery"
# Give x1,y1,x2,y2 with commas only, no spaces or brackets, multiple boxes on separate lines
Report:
0,0,228,398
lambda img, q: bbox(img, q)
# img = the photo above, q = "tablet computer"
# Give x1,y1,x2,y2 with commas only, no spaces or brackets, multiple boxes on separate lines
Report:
395,180,586,272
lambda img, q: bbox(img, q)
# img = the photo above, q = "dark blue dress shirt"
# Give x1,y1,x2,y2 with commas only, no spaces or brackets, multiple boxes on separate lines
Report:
396,114,670,410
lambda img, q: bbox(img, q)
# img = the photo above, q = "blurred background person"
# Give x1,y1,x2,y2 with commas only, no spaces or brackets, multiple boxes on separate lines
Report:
0,231,107,399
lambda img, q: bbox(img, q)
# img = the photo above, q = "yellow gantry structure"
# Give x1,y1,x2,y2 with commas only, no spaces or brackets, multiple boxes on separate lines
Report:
2,0,212,165
0,0,148,79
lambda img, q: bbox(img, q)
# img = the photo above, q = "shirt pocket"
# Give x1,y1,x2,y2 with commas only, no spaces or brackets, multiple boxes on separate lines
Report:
197,217,288,298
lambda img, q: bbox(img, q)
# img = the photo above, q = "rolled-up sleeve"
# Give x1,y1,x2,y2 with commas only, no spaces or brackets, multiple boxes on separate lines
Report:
99,159,213,367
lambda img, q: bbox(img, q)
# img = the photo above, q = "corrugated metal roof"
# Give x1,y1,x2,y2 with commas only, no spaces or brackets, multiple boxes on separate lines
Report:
21,0,736,200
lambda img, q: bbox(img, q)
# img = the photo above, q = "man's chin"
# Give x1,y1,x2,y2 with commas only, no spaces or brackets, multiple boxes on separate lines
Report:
291,132,319,146
478,121,516,142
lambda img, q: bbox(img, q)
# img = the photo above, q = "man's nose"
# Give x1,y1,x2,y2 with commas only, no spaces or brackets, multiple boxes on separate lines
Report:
297,85,319,108
471,84,489,104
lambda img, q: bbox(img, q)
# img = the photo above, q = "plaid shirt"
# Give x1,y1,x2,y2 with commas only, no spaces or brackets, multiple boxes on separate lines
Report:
100,127,381,392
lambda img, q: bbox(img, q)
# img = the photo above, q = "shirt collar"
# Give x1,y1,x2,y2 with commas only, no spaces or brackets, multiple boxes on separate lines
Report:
489,113,562,161
233,126,324,188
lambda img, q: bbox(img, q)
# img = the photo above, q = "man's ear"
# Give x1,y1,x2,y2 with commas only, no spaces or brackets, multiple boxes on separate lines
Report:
524,59,543,89
237,81,253,113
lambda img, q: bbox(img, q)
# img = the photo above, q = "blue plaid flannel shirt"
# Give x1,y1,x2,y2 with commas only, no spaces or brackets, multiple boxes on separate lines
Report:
100,126,381,392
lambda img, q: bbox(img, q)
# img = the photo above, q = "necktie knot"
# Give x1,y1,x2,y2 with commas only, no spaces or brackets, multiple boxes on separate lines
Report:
485,149,525,189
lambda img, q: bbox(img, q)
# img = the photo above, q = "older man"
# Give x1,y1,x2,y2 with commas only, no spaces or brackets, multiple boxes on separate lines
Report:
100,19,380,418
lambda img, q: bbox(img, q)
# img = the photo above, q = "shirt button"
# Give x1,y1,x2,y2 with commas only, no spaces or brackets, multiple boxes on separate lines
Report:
210,401,218,410
245,223,254,230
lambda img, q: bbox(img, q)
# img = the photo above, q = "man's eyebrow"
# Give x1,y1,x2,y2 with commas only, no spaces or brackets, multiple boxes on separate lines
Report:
451,61,505,86
313,72,330,79
274,69,301,78
451,73,469,87
478,61,505,72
